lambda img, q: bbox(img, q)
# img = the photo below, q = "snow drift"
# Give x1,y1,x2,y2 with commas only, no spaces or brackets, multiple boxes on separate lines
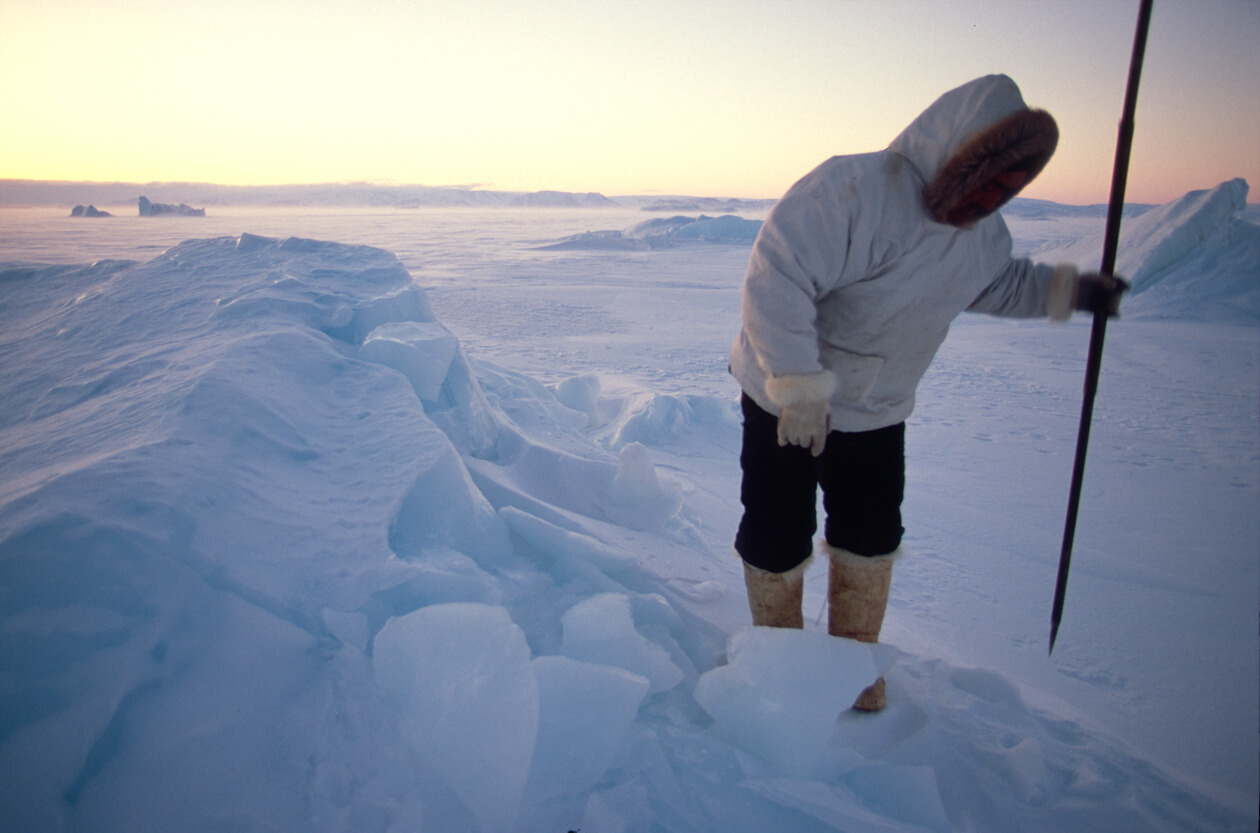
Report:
0,182,1255,832
1039,178,1258,322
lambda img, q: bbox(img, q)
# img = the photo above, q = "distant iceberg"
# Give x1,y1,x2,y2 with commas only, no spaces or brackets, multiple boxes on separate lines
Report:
69,204,111,217
137,195,205,216
506,190,618,208
639,197,776,213
540,213,763,250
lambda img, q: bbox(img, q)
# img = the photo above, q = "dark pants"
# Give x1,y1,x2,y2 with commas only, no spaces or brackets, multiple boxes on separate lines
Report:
735,394,905,573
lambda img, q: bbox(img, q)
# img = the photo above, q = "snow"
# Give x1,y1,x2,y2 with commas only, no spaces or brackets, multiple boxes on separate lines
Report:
0,180,1256,832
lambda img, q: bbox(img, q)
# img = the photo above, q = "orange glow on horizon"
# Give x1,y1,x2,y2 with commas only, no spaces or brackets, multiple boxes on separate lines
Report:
1,1,1255,206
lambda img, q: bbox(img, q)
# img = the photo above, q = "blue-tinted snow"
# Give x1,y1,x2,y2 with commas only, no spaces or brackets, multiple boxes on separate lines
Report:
0,180,1256,832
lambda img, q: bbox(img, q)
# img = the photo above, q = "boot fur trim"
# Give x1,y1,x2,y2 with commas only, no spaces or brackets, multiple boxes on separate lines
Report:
1046,264,1079,322
742,554,813,583
821,541,904,567
764,371,837,409
924,108,1059,224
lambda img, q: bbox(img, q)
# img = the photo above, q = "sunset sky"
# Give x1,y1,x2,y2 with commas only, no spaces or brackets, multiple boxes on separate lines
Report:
1,0,1256,205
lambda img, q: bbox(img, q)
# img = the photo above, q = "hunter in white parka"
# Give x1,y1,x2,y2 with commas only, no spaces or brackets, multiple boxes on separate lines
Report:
730,74,1077,434
729,75,1125,713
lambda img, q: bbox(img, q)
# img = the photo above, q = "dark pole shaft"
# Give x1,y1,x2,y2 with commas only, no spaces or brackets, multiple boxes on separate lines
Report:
1050,0,1154,654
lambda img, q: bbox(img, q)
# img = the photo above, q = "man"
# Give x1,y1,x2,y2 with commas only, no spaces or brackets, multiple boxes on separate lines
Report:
728,75,1124,712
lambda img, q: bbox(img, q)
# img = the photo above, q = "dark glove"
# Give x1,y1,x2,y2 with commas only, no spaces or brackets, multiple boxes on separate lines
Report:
1075,272,1129,317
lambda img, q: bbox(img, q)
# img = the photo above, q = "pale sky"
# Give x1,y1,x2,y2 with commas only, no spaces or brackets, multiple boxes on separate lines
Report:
1,0,1256,204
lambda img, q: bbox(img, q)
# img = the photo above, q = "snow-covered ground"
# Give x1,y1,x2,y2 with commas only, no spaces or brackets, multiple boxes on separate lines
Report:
0,181,1256,832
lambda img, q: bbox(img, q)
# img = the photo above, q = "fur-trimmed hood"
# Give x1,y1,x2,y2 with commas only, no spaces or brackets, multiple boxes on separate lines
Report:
888,75,1058,223
730,74,1071,432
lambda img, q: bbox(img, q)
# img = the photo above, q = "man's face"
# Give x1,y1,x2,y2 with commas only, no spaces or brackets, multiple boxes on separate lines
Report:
946,170,1029,227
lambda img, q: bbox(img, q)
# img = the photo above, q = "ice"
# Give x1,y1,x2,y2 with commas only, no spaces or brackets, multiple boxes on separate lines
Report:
360,320,459,402
743,773,950,833
1034,178,1258,321
414,347,500,460
386,437,513,565
560,593,685,694
695,627,879,776
1112,178,1249,291
498,506,638,574
372,603,538,833
525,655,650,800
841,764,953,831
320,606,371,652
0,185,1256,832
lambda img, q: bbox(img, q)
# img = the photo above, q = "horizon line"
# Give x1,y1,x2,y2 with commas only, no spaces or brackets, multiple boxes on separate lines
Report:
1,176,1255,209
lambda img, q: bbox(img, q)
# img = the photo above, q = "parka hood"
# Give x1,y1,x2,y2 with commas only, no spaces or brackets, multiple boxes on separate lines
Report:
888,75,1058,224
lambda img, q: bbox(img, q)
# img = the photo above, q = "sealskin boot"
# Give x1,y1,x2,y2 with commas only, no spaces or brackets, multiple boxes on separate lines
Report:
742,557,810,629
825,545,896,712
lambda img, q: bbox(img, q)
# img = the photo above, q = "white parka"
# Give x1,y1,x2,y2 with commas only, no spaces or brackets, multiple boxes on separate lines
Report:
730,75,1076,433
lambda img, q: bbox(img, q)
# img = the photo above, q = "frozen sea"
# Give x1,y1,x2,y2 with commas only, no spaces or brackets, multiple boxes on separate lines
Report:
0,182,1256,832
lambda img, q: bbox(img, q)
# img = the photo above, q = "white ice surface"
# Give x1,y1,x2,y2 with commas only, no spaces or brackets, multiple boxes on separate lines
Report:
694,627,880,776
0,183,1256,831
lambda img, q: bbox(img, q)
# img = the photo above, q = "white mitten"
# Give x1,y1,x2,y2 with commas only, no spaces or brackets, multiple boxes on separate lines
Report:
765,371,837,457
777,400,831,456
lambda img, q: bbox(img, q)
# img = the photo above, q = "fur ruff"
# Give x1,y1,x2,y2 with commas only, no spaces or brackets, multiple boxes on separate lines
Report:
740,552,814,580
821,540,904,567
924,108,1059,224
764,370,837,409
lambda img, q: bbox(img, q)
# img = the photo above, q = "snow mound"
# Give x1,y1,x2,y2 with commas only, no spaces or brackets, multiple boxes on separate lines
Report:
606,442,684,529
593,385,742,449
1040,178,1258,322
539,213,762,250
